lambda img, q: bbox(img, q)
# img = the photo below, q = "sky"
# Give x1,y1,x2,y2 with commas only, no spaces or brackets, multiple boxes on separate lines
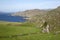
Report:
0,0,60,12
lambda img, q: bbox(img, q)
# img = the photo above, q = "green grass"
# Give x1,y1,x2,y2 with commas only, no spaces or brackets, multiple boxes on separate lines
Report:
0,22,60,40
0,23,39,36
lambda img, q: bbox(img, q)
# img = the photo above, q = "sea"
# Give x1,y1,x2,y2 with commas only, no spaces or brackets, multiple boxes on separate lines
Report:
0,13,26,22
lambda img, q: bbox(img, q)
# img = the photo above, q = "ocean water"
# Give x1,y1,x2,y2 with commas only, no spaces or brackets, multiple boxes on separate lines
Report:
0,13,26,22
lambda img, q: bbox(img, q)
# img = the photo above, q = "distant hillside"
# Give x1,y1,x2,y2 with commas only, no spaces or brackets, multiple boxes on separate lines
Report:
11,9,48,19
11,6,60,33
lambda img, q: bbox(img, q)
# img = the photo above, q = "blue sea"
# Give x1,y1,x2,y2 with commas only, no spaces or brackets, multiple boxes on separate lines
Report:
0,13,26,22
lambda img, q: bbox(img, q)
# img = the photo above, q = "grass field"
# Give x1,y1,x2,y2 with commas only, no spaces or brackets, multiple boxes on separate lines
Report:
0,22,60,40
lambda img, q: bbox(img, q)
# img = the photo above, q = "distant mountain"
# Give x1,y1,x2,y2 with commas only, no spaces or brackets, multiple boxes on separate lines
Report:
11,9,48,19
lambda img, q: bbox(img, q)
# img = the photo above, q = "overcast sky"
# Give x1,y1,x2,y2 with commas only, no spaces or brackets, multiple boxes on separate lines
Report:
0,0,60,12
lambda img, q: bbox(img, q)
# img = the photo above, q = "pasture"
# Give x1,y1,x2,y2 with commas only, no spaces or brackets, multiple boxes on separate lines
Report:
0,22,60,40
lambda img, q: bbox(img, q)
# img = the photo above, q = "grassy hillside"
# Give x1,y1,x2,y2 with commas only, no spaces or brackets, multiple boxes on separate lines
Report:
0,6,60,40
45,6,60,32
11,6,60,33
26,6,60,33
0,22,60,40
